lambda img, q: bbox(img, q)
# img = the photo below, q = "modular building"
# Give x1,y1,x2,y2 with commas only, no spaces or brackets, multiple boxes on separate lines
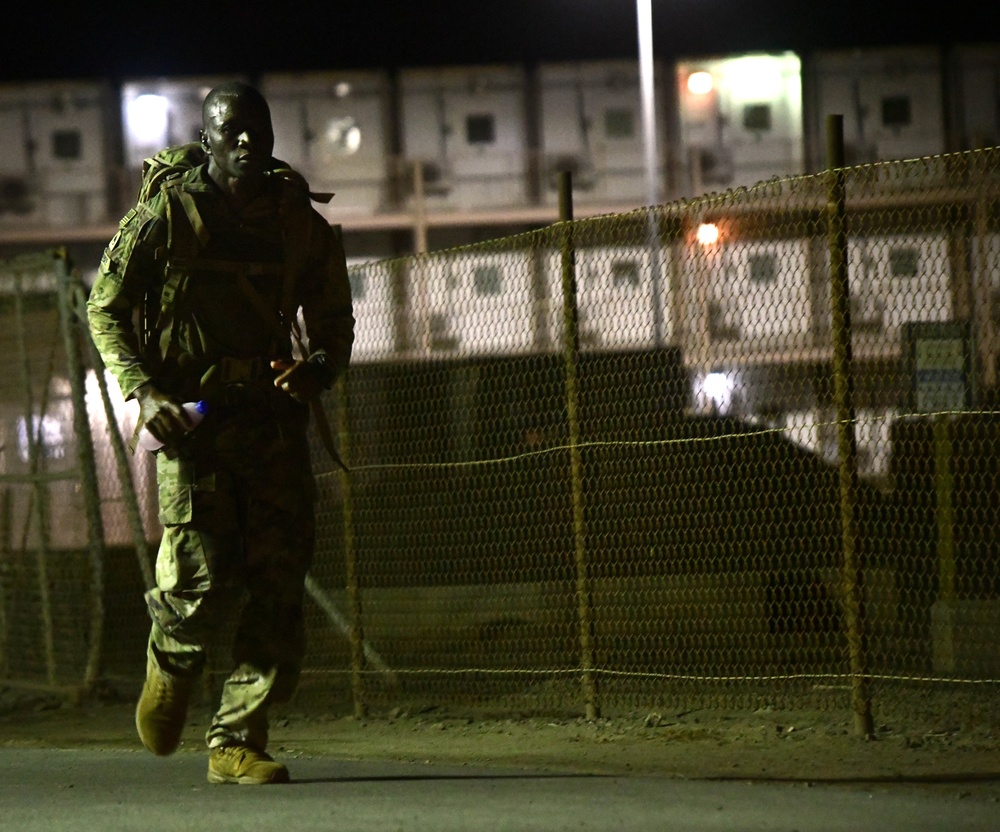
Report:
120,76,240,179
537,60,670,207
346,256,396,362
264,71,393,218
399,66,529,211
680,234,814,351
0,80,114,228
675,52,804,196
950,44,1000,150
546,245,673,351
843,233,953,342
783,407,897,481
805,47,945,171
410,250,536,356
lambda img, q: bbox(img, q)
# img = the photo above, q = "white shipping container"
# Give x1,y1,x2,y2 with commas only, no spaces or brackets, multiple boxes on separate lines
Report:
846,233,952,337
547,245,673,351
808,47,944,168
676,52,803,196
952,45,1000,149
264,71,391,218
413,251,535,356
400,66,529,210
121,76,238,174
346,257,395,362
0,80,112,227
538,61,669,207
705,239,813,344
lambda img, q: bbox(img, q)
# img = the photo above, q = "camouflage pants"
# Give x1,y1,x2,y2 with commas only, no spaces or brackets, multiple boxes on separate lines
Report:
145,402,315,751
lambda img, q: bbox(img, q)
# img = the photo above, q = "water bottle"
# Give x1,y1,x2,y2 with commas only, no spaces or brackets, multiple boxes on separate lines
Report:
136,400,207,452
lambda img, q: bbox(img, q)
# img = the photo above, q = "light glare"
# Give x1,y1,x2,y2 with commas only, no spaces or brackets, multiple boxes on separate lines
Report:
697,223,720,245
687,71,714,95
127,94,169,146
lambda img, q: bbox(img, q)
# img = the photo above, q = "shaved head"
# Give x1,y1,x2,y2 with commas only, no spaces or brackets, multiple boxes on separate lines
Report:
200,81,275,194
202,81,270,127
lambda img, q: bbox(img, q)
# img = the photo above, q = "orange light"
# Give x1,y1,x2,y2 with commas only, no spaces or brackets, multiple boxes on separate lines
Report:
697,223,720,246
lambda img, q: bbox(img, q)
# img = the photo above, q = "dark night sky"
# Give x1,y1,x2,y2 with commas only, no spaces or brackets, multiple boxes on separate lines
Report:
2,1,998,82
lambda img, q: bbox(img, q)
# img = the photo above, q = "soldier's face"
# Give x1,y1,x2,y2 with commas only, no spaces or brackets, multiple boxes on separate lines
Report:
202,95,274,181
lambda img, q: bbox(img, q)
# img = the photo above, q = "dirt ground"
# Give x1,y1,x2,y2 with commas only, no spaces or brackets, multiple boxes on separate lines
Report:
3,682,999,785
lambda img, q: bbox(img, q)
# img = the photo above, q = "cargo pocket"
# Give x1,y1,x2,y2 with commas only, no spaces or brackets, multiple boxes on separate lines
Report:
156,453,194,525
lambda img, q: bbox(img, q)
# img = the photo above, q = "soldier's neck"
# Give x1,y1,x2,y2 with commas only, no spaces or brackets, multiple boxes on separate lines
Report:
207,165,264,211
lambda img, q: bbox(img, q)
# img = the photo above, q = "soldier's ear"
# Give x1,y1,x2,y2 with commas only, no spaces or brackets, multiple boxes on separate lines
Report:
200,130,210,153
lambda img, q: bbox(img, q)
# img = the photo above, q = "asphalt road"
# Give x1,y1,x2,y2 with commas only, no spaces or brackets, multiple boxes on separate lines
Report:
1,748,997,831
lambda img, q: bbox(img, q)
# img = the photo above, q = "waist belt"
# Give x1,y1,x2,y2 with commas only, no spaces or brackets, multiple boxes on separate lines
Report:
199,356,349,475
217,356,272,383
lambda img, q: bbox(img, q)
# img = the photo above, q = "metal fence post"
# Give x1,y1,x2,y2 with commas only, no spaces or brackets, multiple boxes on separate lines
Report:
336,376,367,718
558,170,599,721
13,273,56,687
73,285,155,592
825,116,874,739
55,249,106,690
934,416,957,606
0,489,9,677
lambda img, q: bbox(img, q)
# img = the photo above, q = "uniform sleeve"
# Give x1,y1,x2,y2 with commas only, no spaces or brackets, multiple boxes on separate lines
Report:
86,203,167,399
297,210,355,380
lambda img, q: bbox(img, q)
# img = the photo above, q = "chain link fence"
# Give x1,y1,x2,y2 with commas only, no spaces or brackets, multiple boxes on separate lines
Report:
1,146,998,735
0,250,157,698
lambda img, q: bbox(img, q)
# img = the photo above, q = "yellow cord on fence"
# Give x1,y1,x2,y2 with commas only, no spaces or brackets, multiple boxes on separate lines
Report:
318,408,999,477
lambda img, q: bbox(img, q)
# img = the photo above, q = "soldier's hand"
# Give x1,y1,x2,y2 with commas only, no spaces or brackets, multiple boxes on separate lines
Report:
271,359,325,402
135,383,195,450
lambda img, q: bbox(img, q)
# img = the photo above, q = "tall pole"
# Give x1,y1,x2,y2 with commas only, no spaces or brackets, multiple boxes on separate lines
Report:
637,0,665,346
637,0,658,209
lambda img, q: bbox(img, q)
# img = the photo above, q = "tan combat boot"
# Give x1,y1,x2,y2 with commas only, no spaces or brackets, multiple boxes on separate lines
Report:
207,745,290,785
135,656,195,756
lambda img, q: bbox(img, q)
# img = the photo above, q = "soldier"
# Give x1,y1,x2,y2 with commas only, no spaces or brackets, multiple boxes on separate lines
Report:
87,81,354,784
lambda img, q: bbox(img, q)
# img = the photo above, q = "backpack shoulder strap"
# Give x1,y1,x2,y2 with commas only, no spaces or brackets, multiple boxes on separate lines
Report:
165,178,211,249
138,142,207,203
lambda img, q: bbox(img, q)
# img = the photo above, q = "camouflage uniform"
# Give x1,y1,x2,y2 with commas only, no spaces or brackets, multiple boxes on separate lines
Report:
87,163,353,751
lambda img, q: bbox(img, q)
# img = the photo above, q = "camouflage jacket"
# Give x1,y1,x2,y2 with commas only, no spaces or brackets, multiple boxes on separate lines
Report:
87,164,354,401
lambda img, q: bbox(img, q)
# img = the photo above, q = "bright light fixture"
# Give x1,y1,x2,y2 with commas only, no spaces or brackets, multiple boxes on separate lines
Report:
725,54,798,101
687,71,714,96
126,94,170,146
700,370,734,414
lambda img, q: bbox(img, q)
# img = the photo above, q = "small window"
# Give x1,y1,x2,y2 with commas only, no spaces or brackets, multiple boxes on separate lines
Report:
466,114,496,145
749,252,778,284
889,246,919,278
611,259,640,288
348,267,365,301
882,96,911,128
52,129,82,160
604,108,634,139
473,265,502,296
743,103,772,132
